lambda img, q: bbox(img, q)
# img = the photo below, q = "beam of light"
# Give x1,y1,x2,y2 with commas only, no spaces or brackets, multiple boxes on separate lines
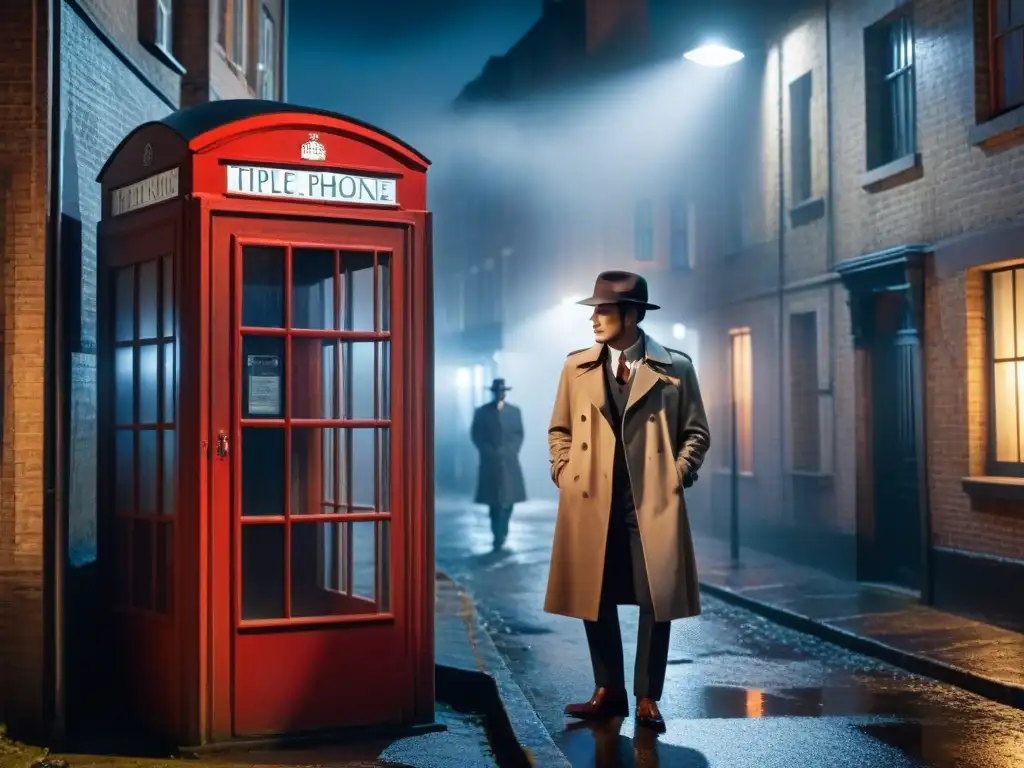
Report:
684,43,744,68
561,294,585,307
455,367,471,387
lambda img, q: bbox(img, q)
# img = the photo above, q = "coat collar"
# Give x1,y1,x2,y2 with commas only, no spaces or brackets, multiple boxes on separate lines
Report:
572,332,675,421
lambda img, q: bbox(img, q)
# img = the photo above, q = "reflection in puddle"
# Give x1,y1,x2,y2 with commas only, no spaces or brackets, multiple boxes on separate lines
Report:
670,685,937,720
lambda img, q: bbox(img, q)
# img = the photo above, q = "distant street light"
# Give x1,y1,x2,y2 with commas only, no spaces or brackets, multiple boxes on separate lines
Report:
672,323,687,340
684,43,744,68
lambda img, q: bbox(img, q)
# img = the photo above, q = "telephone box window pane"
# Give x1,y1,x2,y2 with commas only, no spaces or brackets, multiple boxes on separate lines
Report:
162,342,176,422
290,427,346,515
378,340,391,420
377,254,390,332
352,428,377,512
291,338,337,420
241,427,285,516
242,524,285,620
342,342,378,420
139,344,159,424
115,266,135,342
138,260,159,339
377,520,390,612
339,251,374,330
155,522,173,614
131,520,153,610
292,248,335,330
242,336,284,418
162,430,176,516
115,347,134,425
116,430,134,515
161,256,174,338
291,521,379,617
115,518,131,606
379,429,391,513
138,429,158,516
242,246,285,328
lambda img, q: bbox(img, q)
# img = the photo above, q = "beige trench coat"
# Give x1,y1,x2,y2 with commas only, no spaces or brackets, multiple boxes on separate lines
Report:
543,334,711,623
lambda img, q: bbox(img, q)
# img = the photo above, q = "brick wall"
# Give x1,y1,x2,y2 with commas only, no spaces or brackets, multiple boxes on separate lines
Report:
0,0,51,735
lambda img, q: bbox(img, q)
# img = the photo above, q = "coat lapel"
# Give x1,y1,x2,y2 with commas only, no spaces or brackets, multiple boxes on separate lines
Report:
573,344,612,425
625,334,676,414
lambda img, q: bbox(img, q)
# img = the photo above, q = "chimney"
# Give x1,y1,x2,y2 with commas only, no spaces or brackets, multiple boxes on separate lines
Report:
584,0,647,53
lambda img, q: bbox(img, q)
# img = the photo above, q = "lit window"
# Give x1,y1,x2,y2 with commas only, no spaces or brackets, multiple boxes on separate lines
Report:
729,327,753,473
988,267,1024,474
258,5,278,99
865,11,915,169
634,199,654,262
155,0,172,52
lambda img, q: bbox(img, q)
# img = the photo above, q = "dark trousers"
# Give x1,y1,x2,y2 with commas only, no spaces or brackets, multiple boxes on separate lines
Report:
488,505,513,547
584,503,671,700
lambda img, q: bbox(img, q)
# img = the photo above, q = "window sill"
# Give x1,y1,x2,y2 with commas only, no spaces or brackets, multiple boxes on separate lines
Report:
789,470,834,488
713,468,755,479
968,105,1024,149
140,40,186,75
961,475,1024,502
861,153,920,191
789,196,825,228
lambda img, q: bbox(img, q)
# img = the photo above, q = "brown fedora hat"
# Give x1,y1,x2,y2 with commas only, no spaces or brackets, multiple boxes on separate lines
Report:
577,270,660,310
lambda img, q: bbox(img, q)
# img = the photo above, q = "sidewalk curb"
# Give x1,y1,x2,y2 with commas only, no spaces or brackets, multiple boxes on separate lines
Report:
436,575,571,768
700,581,1024,712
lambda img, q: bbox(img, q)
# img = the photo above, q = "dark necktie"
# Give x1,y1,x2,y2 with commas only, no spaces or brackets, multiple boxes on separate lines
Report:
615,351,630,386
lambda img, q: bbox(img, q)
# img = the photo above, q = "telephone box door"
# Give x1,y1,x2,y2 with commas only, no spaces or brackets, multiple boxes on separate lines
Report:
209,215,410,737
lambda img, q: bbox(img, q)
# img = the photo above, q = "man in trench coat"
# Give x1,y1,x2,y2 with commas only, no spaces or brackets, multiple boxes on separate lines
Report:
471,378,527,549
544,270,711,732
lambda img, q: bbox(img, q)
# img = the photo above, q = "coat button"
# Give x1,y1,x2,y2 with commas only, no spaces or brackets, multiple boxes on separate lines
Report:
649,415,656,422
582,443,588,451
573,475,580,482
582,491,589,499
581,414,587,422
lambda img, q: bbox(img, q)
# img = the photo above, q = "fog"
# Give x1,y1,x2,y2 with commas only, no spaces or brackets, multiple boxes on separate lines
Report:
425,56,741,500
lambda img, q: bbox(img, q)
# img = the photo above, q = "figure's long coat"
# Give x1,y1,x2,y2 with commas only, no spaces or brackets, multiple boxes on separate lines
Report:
543,335,711,623
471,401,527,508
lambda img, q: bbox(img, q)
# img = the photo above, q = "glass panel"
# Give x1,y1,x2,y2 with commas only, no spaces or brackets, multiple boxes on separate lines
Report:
155,522,172,614
377,253,390,332
139,344,159,424
993,270,1015,360
291,338,337,419
139,260,159,339
241,427,285,516
378,340,391,420
380,428,391,512
998,0,1011,33
162,429,176,516
377,520,391,612
161,256,174,338
138,430,158,516
1016,270,1024,357
342,342,378,420
998,31,1024,111
242,335,284,418
1011,0,1024,30
352,428,377,512
339,251,375,330
116,430,134,514
115,347,134,425
993,361,1019,462
291,427,327,516
115,266,135,342
291,521,380,617
131,520,153,610
115,518,131,606
162,342,175,422
292,248,336,330
242,246,285,328
241,523,285,620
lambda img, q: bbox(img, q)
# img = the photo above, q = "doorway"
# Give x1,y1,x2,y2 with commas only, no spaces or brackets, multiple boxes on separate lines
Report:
210,215,410,737
868,291,921,591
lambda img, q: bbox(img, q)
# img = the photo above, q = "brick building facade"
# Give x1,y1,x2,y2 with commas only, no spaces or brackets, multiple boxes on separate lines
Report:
450,0,1024,631
0,0,286,740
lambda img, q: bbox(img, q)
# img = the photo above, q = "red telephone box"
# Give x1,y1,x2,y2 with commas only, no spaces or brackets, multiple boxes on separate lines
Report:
95,101,435,747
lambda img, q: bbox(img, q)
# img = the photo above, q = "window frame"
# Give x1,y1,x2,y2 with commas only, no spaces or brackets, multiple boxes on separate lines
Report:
225,0,248,69
988,0,1024,117
668,195,692,271
986,265,1024,477
788,72,813,205
154,0,173,54
634,198,654,262
258,4,278,100
864,9,917,170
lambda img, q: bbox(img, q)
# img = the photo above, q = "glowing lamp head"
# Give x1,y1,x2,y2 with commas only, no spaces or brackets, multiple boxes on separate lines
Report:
672,323,687,340
684,43,744,68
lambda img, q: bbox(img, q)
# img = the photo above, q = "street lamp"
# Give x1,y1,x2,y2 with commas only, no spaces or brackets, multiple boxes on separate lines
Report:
684,43,744,68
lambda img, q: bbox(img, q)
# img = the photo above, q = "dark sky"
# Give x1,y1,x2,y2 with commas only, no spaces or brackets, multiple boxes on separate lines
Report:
287,0,541,149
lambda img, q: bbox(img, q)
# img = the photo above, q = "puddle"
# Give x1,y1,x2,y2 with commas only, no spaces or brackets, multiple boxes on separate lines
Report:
668,686,939,720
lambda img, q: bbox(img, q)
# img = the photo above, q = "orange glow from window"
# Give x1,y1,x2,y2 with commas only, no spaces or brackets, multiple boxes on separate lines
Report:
729,328,753,473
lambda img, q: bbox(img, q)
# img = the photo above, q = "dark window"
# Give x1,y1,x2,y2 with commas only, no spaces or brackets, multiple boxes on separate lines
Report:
987,266,1024,476
668,196,690,270
789,72,813,204
789,311,820,472
227,0,247,67
865,11,916,169
991,0,1024,114
634,199,654,262
216,0,226,48
258,5,278,99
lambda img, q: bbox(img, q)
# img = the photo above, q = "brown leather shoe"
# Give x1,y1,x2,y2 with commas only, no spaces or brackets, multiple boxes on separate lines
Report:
635,697,666,732
564,687,629,720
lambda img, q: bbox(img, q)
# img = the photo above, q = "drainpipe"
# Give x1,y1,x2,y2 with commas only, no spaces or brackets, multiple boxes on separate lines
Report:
777,38,787,521
824,0,838,478
43,0,67,745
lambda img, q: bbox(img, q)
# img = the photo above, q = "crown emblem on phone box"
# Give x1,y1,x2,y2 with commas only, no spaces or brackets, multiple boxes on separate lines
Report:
300,133,326,161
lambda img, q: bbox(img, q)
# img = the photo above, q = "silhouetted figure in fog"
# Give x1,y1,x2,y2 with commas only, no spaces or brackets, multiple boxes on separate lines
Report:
544,270,711,733
471,378,526,549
